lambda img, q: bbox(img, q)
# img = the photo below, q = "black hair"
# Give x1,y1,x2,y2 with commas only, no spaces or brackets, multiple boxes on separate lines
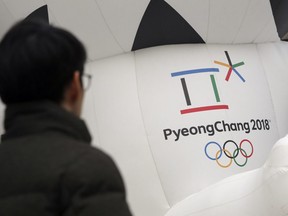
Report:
0,20,87,104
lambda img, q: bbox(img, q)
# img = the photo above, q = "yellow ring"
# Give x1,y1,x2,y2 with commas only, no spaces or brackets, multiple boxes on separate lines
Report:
215,149,233,168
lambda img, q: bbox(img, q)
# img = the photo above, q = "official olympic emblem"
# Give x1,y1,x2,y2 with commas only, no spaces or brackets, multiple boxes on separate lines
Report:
204,139,253,168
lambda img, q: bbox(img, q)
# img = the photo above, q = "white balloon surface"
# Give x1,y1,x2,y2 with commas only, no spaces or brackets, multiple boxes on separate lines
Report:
81,42,288,216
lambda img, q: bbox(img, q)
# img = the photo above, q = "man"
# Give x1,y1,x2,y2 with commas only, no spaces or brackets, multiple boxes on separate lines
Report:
0,20,132,215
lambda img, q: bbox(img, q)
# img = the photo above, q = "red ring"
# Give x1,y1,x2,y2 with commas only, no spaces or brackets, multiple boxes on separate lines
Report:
239,139,253,158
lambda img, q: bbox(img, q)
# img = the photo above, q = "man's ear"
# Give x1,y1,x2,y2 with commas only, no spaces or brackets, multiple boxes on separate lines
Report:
61,71,83,114
67,71,82,102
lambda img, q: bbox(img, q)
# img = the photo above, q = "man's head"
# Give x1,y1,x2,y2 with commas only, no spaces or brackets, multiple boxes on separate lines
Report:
0,20,87,116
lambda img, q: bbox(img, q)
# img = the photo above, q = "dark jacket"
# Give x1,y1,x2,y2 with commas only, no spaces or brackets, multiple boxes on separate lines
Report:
0,101,132,216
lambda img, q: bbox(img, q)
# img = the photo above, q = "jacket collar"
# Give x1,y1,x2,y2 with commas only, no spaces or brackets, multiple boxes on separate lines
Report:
2,101,91,143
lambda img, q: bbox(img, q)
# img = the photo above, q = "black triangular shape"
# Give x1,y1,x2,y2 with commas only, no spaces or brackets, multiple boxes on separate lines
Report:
132,0,205,51
25,5,49,23
270,0,288,40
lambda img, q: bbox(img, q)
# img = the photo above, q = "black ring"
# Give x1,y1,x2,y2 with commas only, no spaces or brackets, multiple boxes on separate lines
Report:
223,140,239,159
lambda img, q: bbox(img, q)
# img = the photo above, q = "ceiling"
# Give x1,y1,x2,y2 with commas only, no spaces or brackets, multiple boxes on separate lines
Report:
0,0,286,61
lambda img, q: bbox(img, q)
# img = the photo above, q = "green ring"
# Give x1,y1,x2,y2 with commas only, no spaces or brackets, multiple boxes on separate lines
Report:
233,148,248,167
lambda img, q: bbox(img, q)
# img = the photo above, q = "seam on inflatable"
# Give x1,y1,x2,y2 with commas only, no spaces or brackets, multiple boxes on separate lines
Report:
1,0,14,20
86,63,102,148
92,0,125,52
205,0,210,42
232,0,252,44
204,44,233,142
132,51,171,208
42,0,60,25
255,43,280,139
252,0,274,43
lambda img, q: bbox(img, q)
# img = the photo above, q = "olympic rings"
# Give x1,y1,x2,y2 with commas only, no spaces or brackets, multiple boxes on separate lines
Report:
204,139,253,168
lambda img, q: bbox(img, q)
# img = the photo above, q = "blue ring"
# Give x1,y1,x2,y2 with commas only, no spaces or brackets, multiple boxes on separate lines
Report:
205,141,222,160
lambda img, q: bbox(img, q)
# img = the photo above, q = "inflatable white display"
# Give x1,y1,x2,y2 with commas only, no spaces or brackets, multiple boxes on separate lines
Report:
81,42,288,216
0,0,288,215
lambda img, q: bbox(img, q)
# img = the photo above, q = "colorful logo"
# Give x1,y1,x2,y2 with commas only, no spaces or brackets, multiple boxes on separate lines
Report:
214,51,245,82
204,139,253,168
171,51,245,115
